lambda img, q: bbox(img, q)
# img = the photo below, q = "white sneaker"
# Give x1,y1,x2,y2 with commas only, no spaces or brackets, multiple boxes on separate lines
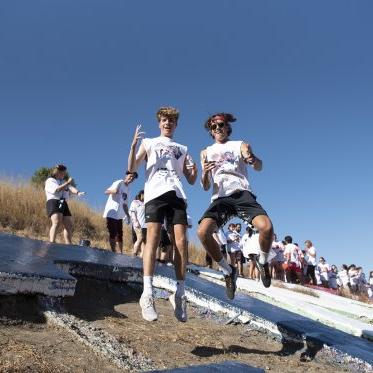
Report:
139,294,158,321
169,293,187,322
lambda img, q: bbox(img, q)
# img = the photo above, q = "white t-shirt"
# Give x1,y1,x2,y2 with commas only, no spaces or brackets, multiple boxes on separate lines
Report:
284,243,301,266
103,180,129,220
241,232,260,258
227,231,241,253
205,141,251,201
216,228,227,245
141,136,193,204
306,246,317,266
129,199,146,228
45,177,70,201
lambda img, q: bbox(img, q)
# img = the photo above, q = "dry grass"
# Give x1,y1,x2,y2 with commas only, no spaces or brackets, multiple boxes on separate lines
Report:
0,180,122,250
0,179,204,262
0,339,55,373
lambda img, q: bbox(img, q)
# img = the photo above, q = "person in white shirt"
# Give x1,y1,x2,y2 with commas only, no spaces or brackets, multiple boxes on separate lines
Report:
197,112,274,299
103,175,132,253
45,164,85,244
337,264,350,289
226,223,243,276
130,190,146,257
304,240,317,285
128,107,197,322
283,236,303,284
212,228,228,260
241,226,260,280
317,257,330,288
270,234,284,281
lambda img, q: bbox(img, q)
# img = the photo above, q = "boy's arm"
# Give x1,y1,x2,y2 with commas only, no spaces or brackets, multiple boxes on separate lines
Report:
128,125,147,172
241,142,262,171
200,149,215,191
183,154,198,185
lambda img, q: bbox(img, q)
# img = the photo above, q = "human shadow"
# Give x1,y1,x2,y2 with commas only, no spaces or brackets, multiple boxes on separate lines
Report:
191,344,276,358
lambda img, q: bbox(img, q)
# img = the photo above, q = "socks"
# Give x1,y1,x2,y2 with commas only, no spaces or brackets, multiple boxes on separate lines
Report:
176,280,185,297
218,258,232,276
258,251,269,265
143,275,153,296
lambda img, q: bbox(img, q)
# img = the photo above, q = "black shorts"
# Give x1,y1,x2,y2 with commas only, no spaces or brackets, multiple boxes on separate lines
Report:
106,217,123,242
220,244,227,255
46,199,72,217
199,190,267,227
145,191,188,226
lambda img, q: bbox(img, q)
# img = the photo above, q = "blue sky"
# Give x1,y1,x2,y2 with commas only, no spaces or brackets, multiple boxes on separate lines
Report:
0,1,372,273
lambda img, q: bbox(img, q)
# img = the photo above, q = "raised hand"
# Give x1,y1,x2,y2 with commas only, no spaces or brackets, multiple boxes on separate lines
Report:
132,124,145,147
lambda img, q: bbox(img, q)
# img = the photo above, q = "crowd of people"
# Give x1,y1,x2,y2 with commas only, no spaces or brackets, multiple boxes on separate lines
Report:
44,107,372,325
208,223,373,299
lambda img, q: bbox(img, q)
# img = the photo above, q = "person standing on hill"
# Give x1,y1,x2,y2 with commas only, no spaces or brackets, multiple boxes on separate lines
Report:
103,174,133,253
127,107,197,322
45,164,85,244
130,190,146,257
197,112,274,300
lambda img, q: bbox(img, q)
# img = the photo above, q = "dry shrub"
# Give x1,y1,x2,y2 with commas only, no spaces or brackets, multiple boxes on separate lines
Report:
273,282,320,298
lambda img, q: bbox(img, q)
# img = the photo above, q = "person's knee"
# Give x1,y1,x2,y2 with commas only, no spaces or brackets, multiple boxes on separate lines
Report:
175,237,187,251
197,222,214,241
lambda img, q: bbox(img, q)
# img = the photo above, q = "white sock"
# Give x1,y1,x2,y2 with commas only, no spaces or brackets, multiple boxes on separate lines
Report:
176,280,185,297
258,251,269,265
143,275,153,296
218,258,232,276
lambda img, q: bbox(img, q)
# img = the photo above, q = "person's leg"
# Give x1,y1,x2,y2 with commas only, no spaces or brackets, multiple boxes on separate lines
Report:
172,224,188,284
139,222,162,321
133,228,143,256
62,216,73,244
116,219,123,253
49,213,63,243
237,252,243,276
198,218,237,299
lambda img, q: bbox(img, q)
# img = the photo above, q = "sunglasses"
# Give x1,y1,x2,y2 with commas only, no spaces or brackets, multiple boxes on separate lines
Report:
210,121,225,131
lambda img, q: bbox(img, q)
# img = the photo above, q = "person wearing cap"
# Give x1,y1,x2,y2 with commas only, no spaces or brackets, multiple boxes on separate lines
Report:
127,106,197,322
44,164,85,244
197,113,274,298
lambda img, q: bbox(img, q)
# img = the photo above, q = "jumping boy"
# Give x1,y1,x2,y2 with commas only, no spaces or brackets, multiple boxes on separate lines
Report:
197,113,274,299
127,107,197,322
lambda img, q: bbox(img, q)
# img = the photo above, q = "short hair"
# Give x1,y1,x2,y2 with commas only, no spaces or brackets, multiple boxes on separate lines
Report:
51,164,67,177
305,240,312,246
135,190,144,200
204,112,236,137
284,235,293,244
156,107,179,122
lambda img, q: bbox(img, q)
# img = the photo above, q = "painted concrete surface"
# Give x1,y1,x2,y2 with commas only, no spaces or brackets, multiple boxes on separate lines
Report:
1,233,373,367
187,264,373,340
150,361,264,372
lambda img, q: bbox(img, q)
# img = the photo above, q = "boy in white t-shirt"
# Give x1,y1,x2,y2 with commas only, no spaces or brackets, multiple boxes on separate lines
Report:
128,107,197,322
103,175,132,253
197,112,274,298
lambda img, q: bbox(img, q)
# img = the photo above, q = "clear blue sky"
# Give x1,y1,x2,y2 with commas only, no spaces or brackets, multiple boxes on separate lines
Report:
1,1,372,273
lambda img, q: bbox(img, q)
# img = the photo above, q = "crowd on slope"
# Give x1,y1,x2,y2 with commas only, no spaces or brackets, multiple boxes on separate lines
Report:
208,222,373,299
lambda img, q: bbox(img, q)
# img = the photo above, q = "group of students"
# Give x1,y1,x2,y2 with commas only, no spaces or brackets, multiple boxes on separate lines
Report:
45,106,275,323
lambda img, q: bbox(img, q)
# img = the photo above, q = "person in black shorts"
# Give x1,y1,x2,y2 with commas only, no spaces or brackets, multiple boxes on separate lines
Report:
197,113,274,298
44,164,85,244
128,107,197,322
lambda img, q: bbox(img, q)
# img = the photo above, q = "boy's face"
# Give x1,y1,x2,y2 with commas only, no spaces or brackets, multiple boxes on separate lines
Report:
209,118,230,142
159,116,177,138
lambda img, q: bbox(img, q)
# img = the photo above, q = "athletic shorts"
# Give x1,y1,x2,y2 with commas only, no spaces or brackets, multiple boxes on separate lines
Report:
199,190,267,227
106,217,123,242
145,191,188,226
46,199,72,218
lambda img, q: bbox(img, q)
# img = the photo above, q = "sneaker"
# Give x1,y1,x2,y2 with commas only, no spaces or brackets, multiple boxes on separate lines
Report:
169,293,187,322
139,294,158,321
224,265,237,300
255,259,272,288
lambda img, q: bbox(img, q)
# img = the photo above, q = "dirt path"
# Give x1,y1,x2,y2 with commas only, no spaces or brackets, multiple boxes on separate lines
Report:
0,278,352,372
